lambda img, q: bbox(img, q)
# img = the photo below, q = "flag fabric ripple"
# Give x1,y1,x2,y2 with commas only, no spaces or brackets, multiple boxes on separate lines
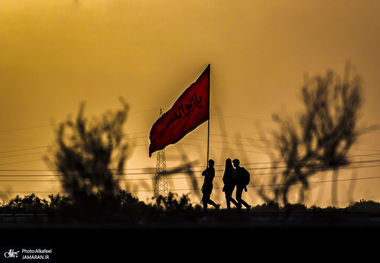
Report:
149,65,210,157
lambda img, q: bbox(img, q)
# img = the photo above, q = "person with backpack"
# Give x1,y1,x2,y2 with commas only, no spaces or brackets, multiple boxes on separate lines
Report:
233,159,251,213
222,158,238,211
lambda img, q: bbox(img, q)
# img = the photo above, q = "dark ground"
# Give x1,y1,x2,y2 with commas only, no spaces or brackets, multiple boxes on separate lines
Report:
1,202,379,262
0,212,377,262
2,209,380,228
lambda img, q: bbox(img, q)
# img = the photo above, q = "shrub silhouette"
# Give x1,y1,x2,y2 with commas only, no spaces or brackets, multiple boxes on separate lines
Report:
259,65,367,205
46,98,129,219
154,192,197,212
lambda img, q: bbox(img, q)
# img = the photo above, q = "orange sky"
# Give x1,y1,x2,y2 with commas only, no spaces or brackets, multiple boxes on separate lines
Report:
0,0,379,207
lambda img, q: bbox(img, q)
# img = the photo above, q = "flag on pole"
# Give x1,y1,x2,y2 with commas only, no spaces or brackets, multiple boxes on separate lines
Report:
149,65,210,157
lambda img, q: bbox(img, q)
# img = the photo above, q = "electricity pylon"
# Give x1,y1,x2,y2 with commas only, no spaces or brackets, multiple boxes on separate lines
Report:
154,149,168,198
154,109,168,198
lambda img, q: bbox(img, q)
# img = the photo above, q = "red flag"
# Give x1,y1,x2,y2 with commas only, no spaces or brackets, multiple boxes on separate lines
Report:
149,65,210,157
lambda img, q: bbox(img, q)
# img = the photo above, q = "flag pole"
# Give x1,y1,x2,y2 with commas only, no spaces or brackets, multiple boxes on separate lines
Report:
206,64,210,167
207,112,210,167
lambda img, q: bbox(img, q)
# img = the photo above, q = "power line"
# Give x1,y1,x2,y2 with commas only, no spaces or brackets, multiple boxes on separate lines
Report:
3,174,380,196
0,124,379,153
211,113,274,123
2,173,380,195
0,157,379,173
0,159,45,166
0,124,57,134
0,151,49,159
0,161,379,180
0,140,379,161
0,146,49,154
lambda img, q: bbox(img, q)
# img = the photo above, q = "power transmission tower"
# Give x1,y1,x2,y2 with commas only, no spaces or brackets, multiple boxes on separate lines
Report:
155,149,168,198
154,109,168,198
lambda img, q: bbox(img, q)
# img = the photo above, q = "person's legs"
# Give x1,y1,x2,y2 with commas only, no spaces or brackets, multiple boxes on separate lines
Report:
236,185,243,211
229,193,238,207
236,185,250,212
207,199,218,207
202,192,211,211
229,191,238,207
225,185,233,210
240,198,250,209
225,194,231,210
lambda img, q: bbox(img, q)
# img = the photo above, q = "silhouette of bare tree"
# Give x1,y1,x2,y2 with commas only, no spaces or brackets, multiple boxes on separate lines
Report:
45,98,130,215
257,64,369,206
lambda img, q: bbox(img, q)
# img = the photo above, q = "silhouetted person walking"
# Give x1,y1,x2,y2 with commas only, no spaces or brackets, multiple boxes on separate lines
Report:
233,159,251,213
201,159,220,212
223,158,238,210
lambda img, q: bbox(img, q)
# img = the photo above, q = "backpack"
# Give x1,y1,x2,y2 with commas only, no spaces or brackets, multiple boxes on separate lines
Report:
238,167,250,186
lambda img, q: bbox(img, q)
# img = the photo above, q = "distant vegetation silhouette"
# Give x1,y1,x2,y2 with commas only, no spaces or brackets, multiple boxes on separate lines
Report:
256,64,375,206
45,98,130,220
0,191,201,223
2,192,380,225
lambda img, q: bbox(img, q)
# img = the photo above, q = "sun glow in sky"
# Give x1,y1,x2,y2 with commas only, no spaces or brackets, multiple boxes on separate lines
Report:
0,0,380,207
